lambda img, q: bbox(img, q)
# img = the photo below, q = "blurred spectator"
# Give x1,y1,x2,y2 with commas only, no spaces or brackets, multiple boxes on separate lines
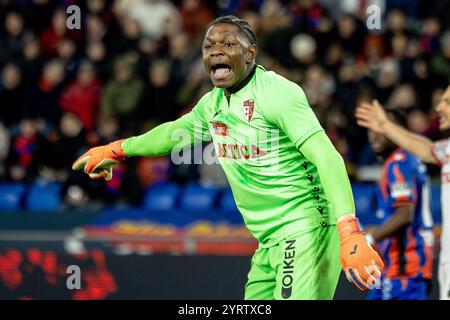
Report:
59,61,102,132
0,122,10,178
385,83,417,110
136,59,180,123
336,13,366,56
34,113,85,182
39,8,80,58
100,55,144,132
17,35,44,84
0,63,25,127
383,8,414,56
179,0,214,38
22,59,66,127
114,0,181,40
84,40,109,81
0,11,31,64
431,31,450,85
406,108,431,134
6,118,39,182
374,58,400,103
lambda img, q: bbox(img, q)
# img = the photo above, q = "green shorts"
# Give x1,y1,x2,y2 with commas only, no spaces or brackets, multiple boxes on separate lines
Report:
244,225,341,300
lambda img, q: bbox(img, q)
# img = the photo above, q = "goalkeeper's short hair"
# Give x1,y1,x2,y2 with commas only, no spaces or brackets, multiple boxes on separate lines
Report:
208,15,257,45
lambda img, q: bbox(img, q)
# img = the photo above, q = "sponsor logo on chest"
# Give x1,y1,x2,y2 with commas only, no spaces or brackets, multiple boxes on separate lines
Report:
209,121,228,136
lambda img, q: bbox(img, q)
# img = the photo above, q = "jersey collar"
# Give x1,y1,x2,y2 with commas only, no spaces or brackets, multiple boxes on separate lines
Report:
224,63,257,95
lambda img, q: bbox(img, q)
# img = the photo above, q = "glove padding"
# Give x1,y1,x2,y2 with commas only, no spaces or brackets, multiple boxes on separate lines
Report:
337,215,384,290
72,139,127,181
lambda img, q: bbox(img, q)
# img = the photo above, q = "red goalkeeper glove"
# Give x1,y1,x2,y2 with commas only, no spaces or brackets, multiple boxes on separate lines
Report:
72,139,127,180
337,215,384,291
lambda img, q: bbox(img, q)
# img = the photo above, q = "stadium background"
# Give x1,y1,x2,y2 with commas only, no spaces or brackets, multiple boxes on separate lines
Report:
0,0,449,299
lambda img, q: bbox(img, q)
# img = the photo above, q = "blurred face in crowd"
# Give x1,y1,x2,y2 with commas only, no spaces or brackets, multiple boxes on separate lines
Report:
202,23,257,89
77,65,96,86
52,9,67,35
170,32,190,59
338,15,356,39
86,41,106,61
60,113,83,138
57,38,77,60
87,0,105,14
43,60,65,85
435,86,450,131
5,12,24,37
387,9,406,33
149,62,170,88
114,62,133,82
23,38,41,60
1,63,22,90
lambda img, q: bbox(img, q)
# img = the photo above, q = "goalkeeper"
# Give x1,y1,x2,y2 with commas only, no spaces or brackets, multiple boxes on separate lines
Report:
73,15,383,299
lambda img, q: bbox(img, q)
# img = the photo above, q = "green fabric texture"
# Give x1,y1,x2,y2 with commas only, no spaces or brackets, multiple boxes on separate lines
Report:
244,225,341,300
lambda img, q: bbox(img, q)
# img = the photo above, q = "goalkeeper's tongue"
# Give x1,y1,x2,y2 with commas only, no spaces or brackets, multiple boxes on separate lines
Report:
211,66,233,81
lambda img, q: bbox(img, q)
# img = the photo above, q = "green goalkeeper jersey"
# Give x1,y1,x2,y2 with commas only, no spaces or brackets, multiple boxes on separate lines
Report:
124,64,355,247
177,65,335,246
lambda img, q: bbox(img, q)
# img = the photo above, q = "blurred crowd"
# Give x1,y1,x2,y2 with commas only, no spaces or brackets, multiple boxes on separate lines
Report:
0,0,449,208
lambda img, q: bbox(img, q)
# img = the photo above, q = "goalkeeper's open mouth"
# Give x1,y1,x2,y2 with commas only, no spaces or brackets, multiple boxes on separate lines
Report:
210,63,234,85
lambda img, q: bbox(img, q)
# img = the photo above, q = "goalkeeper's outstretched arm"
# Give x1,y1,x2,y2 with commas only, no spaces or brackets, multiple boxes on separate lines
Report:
72,116,199,180
299,131,384,291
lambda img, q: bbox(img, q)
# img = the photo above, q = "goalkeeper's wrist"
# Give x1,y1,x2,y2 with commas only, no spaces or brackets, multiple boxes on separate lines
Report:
110,139,128,160
337,214,364,241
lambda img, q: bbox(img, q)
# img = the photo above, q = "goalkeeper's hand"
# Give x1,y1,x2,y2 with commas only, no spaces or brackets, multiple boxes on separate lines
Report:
72,139,127,181
337,214,384,291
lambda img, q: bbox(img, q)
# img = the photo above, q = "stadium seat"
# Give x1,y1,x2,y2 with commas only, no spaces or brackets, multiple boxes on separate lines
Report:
179,183,218,212
351,183,377,225
141,182,179,211
0,182,26,211
25,181,62,212
219,188,237,212
431,184,442,224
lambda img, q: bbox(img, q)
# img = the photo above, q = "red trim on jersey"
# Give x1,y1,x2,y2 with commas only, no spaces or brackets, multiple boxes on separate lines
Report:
391,201,416,208
423,246,433,279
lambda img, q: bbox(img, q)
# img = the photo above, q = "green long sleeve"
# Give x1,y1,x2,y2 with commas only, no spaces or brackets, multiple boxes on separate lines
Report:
299,131,356,219
122,117,196,157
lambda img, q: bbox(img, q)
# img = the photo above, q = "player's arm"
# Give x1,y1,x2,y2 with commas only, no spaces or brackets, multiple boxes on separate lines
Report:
366,160,418,244
356,100,437,164
72,93,212,180
300,132,384,290
263,79,383,291
366,206,414,244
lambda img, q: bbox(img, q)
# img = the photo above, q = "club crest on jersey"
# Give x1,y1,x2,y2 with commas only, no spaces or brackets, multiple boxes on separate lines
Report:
243,99,254,122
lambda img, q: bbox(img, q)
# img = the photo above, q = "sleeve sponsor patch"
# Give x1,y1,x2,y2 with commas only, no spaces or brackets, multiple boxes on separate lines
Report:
390,183,412,199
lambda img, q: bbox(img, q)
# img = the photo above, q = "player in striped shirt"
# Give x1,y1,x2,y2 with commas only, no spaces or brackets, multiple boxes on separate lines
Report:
365,110,434,299
356,85,450,300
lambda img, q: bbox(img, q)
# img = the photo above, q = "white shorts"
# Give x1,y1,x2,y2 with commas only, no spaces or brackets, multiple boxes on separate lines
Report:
438,262,450,300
